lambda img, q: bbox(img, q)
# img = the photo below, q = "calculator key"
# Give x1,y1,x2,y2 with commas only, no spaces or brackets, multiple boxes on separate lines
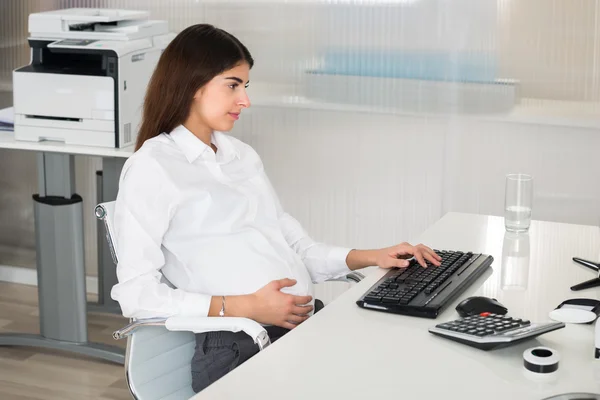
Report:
494,325,512,332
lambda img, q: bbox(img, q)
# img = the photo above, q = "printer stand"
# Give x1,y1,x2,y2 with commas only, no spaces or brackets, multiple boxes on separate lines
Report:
0,152,124,364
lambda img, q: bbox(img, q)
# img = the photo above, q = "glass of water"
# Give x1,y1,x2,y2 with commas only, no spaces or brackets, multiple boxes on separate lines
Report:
504,173,533,232
501,231,530,290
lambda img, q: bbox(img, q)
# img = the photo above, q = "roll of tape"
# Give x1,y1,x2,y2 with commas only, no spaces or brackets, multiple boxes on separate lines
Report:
523,347,560,373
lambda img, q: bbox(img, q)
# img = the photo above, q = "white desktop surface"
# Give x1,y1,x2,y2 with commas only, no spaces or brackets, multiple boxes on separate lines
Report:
0,130,133,158
194,212,600,400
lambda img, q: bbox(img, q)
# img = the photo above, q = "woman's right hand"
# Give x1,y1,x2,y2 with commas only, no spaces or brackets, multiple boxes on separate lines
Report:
249,278,313,329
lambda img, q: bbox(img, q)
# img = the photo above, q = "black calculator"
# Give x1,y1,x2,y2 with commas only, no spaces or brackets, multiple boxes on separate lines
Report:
428,313,565,350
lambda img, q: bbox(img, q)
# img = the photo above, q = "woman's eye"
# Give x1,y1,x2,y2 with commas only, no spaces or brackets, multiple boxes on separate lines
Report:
228,84,238,90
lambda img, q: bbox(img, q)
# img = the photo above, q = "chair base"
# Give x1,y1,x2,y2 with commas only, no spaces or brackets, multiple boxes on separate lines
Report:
0,333,125,364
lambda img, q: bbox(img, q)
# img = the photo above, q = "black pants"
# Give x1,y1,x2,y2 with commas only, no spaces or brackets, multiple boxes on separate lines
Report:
191,325,289,393
191,300,324,393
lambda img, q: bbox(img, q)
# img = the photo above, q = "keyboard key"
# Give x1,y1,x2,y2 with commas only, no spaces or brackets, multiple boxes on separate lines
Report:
364,295,382,303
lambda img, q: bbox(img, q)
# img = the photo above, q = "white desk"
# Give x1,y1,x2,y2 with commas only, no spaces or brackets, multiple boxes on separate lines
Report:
0,130,133,158
195,212,600,399
0,130,133,363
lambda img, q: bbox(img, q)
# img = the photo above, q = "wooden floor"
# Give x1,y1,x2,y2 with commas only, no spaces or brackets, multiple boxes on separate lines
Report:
0,281,132,400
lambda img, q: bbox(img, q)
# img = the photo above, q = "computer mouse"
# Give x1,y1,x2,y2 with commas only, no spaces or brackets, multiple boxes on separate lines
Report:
455,296,508,317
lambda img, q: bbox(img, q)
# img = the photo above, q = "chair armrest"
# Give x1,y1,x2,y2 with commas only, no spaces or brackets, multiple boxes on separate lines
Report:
327,271,365,283
165,316,270,350
113,316,271,350
112,317,168,340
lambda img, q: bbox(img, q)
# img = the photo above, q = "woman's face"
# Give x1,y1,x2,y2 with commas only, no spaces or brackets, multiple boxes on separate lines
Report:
191,62,251,132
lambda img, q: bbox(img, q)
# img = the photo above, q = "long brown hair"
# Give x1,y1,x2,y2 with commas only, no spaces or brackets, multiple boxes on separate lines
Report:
135,24,254,151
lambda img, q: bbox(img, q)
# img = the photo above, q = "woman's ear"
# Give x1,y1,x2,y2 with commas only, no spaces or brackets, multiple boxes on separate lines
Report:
192,87,203,101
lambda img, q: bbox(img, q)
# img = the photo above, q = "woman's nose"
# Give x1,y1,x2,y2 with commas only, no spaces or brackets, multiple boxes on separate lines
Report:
238,91,250,108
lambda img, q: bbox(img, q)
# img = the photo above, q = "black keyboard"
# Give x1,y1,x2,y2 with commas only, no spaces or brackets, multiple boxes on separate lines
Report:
356,250,493,318
428,313,565,350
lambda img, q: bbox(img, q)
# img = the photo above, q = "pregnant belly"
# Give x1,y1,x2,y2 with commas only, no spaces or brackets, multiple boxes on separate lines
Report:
166,236,314,300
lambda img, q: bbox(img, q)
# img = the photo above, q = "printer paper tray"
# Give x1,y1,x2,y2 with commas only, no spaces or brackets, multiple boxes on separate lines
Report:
14,116,116,148
16,114,113,131
13,72,114,120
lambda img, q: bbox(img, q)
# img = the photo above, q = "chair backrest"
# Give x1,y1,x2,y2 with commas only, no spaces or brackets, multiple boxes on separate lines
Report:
96,201,196,400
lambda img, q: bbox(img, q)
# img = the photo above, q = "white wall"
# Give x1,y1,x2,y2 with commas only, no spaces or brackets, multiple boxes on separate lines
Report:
236,107,600,247
232,106,600,302
444,119,600,225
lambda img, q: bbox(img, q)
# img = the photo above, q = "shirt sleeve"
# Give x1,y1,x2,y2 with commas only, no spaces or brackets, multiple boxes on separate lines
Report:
110,155,212,319
279,212,353,283
257,166,353,283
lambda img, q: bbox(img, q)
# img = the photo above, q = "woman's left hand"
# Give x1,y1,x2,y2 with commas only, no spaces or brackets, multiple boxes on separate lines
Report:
374,242,442,269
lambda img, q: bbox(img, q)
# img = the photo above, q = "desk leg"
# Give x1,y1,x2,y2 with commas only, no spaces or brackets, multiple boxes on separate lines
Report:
88,157,125,315
0,152,124,364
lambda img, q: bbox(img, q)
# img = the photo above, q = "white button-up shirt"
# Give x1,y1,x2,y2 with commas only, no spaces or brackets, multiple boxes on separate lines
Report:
111,125,352,319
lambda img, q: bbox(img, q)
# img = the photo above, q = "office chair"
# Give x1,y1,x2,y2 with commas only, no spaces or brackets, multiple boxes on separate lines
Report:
95,201,365,400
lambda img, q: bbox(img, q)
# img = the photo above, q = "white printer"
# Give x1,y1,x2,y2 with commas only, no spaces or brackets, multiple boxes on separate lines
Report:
13,8,174,148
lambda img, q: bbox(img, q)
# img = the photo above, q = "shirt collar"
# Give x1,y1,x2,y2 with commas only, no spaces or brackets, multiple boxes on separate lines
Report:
169,125,240,164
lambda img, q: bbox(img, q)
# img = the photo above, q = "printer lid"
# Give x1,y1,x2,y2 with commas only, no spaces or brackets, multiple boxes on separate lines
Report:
33,8,149,23
29,8,168,41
